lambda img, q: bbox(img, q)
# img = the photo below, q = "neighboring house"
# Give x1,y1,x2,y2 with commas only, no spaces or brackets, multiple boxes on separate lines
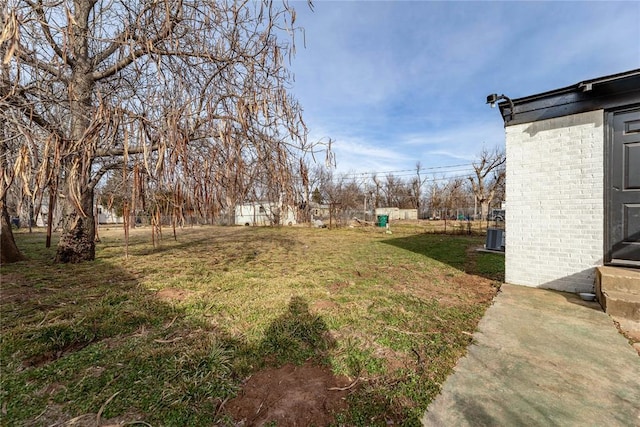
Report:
375,207,418,221
235,202,297,226
308,202,330,219
492,69,640,293
97,205,123,224
31,203,121,226
399,208,418,220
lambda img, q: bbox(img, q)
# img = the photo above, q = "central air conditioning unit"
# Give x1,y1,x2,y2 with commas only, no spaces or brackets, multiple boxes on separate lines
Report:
486,228,505,251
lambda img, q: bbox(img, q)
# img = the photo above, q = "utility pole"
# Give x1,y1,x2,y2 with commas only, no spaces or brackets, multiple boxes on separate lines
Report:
363,194,367,221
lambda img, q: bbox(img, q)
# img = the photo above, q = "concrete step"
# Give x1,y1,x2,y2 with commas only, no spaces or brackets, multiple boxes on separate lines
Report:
596,266,640,322
597,266,640,295
601,290,640,321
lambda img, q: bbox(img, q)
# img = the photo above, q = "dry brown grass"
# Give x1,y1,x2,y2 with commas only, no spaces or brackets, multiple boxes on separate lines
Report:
1,224,503,425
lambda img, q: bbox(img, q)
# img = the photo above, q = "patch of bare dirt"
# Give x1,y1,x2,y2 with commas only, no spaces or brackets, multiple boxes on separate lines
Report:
0,271,26,284
451,273,498,303
392,266,498,308
36,382,66,398
0,273,42,304
311,300,338,312
225,361,354,426
23,340,93,368
328,281,352,293
372,345,413,373
155,287,194,302
331,328,415,374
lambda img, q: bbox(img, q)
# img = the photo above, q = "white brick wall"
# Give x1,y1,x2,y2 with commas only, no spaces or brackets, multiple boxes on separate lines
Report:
505,110,604,293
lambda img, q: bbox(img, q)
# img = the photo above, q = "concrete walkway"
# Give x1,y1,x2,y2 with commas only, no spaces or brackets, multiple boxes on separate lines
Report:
422,284,640,426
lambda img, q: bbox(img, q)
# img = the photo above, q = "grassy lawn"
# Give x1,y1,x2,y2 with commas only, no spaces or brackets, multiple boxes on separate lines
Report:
0,224,503,426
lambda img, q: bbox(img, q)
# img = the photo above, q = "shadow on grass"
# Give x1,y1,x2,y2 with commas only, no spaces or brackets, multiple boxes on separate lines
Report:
3,229,500,426
1,232,337,425
259,296,335,366
121,226,301,259
0,232,245,425
380,233,504,282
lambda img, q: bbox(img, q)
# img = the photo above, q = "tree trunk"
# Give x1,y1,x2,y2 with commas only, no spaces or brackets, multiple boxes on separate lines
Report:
0,199,26,264
55,189,96,263
52,1,97,263
480,200,490,221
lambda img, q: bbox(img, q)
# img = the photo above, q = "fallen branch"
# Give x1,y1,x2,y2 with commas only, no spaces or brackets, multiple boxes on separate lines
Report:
386,326,440,336
352,217,375,226
412,347,422,366
97,390,121,425
153,337,183,344
214,396,231,418
328,377,359,391
164,316,178,329
64,413,93,425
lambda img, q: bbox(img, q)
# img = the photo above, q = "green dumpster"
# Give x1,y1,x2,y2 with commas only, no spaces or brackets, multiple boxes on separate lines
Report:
377,215,389,227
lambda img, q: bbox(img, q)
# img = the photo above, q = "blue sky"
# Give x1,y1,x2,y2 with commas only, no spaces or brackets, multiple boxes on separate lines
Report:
287,1,640,179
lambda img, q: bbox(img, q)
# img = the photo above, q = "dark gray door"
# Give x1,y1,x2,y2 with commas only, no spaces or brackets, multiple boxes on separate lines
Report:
608,108,640,265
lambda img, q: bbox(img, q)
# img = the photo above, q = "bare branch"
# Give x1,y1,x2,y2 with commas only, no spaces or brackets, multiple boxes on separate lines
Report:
3,0,317,262
27,0,74,66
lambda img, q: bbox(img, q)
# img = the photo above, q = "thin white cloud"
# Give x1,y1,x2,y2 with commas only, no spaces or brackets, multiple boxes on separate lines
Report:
305,124,413,174
290,0,640,180
422,149,475,163
400,120,505,148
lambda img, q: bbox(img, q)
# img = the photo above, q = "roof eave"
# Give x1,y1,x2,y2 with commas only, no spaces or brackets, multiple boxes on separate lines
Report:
496,68,640,126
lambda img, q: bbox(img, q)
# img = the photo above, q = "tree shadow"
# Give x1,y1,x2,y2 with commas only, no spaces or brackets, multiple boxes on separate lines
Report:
0,232,251,425
224,296,350,427
381,233,504,281
382,234,471,271
5,230,499,426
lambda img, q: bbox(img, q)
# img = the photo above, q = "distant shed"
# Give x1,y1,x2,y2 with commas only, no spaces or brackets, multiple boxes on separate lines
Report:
235,202,297,226
375,207,418,221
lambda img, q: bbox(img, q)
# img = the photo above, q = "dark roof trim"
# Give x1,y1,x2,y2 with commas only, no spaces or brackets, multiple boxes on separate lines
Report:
497,69,640,126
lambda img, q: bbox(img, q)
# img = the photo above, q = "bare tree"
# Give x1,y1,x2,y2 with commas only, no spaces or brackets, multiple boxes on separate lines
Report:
1,12,26,263
426,179,442,219
383,174,401,207
1,0,312,262
379,173,418,209
426,175,465,220
309,164,333,206
0,121,26,263
443,178,465,217
468,147,506,220
371,174,382,209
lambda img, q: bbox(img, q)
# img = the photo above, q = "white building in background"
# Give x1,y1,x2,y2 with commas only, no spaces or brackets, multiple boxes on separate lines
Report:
375,207,418,221
97,205,123,224
235,202,297,226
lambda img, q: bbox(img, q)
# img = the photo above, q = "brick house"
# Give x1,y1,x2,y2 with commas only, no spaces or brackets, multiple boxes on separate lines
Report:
491,69,640,293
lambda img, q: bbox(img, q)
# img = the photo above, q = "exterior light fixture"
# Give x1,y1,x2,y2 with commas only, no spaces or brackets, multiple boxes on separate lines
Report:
486,93,515,121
